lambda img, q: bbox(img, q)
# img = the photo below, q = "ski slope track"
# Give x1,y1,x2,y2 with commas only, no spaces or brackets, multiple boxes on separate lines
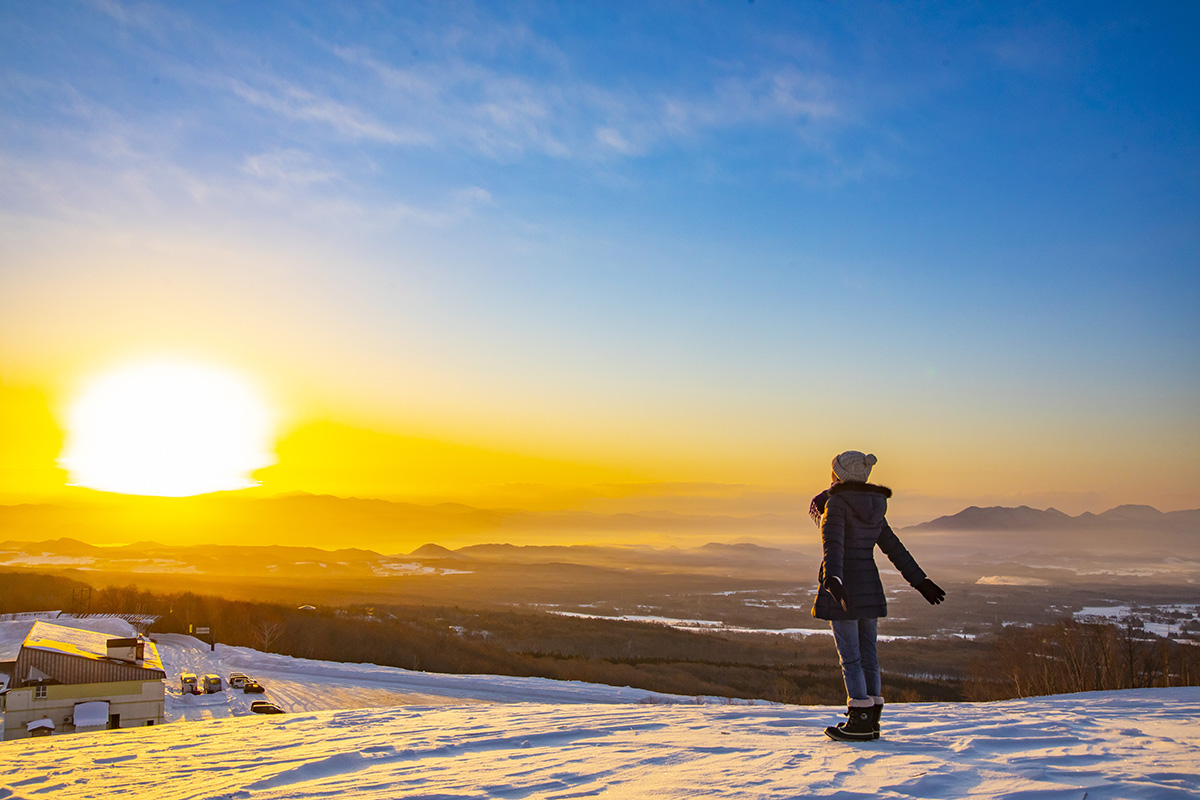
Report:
1,626,1197,799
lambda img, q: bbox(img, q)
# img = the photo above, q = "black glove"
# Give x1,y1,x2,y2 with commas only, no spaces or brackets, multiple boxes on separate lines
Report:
824,577,849,612
916,578,945,605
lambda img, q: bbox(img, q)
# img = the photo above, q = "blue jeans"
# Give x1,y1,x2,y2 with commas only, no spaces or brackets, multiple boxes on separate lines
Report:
831,618,881,701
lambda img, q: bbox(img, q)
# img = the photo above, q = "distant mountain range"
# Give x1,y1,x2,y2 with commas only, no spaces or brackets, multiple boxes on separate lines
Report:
904,504,1200,532
0,534,812,588
0,494,1195,555
0,491,795,551
1,499,1196,589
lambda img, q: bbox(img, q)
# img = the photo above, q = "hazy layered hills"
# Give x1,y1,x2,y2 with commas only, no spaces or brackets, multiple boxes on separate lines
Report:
905,503,1200,532
0,494,1194,582
0,491,797,552
0,535,821,612
0,535,808,578
899,504,1199,575
2,499,1197,610
5,491,1194,551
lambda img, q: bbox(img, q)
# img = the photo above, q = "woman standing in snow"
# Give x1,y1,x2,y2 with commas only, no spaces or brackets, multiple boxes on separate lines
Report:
811,450,945,741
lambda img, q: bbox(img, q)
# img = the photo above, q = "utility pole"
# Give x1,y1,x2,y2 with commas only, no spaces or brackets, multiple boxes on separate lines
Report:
71,586,92,616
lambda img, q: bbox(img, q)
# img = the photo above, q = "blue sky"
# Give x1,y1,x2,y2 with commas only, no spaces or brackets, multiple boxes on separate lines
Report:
2,1,1198,517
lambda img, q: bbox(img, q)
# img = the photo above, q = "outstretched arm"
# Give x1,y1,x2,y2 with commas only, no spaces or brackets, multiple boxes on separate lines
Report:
877,522,945,605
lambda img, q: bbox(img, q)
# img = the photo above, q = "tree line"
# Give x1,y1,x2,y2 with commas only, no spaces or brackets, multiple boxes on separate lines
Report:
0,571,949,703
3,570,1195,704
966,617,1200,700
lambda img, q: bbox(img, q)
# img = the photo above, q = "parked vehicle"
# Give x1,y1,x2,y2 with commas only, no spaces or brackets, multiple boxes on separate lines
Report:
250,701,284,714
228,673,249,688
242,680,265,694
201,674,223,693
180,673,200,695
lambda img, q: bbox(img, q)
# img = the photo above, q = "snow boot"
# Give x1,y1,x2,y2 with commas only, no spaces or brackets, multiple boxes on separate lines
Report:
868,697,883,740
824,700,875,742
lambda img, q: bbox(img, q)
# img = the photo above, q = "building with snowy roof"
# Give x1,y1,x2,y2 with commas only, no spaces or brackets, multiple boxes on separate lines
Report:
0,621,165,740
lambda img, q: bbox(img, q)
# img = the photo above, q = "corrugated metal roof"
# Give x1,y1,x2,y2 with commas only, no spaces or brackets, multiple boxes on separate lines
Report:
22,621,164,672
15,648,164,686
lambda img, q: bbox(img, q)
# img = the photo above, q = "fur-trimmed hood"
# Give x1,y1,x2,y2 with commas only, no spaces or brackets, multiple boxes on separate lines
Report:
829,481,892,498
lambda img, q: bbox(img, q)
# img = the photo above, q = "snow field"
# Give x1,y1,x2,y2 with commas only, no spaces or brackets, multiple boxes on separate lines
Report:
3,619,1198,798
2,689,1197,799
154,633,701,720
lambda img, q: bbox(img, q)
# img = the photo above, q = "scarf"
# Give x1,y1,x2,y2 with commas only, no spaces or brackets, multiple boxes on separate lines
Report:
809,487,832,527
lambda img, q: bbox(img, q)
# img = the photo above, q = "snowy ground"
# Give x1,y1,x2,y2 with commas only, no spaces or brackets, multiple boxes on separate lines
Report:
1,619,1198,799
2,689,1198,799
157,633,699,719
2,619,700,718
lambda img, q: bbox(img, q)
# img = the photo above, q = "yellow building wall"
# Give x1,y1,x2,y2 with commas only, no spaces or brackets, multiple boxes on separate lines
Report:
2,680,164,741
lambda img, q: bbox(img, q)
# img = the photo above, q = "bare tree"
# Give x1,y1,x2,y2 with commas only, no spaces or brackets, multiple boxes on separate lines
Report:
1119,615,1142,689
252,618,286,652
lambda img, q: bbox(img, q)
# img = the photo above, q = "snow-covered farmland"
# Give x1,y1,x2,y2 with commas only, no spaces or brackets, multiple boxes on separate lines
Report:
547,609,832,638
1075,604,1200,641
544,610,969,641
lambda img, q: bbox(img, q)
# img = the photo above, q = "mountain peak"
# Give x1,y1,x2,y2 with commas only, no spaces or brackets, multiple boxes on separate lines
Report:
913,505,1074,531
409,543,459,558
906,502,1189,532
1097,504,1163,520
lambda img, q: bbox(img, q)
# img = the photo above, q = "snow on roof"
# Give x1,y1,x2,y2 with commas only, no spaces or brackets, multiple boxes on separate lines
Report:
0,620,35,662
73,700,110,729
0,611,62,622
22,621,165,672
26,718,55,731
50,615,142,638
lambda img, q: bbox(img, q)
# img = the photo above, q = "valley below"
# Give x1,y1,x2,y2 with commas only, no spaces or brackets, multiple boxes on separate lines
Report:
2,505,1197,707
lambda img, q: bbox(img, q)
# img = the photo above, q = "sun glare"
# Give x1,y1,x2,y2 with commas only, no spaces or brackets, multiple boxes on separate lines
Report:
60,361,276,497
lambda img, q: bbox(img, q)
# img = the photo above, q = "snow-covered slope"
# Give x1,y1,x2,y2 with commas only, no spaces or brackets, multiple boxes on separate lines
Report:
1,619,1197,799
3,689,1197,799
156,632,700,719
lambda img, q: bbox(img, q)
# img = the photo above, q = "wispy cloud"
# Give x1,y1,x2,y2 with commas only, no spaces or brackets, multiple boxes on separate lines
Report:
328,45,574,159
242,149,339,187
4,0,888,232
660,68,841,135
382,185,493,228
0,73,489,236
73,2,872,177
321,40,848,166
86,0,181,40
227,78,428,146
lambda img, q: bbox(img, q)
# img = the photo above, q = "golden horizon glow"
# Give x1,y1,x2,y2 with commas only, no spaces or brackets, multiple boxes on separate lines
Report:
58,360,276,497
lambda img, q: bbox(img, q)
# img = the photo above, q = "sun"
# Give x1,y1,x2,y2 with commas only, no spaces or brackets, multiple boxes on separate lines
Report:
59,361,276,497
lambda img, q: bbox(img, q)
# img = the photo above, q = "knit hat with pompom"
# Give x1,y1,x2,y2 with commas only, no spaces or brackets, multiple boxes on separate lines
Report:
832,451,877,483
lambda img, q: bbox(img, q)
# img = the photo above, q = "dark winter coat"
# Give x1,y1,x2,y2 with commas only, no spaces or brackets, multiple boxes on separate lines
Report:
811,482,927,621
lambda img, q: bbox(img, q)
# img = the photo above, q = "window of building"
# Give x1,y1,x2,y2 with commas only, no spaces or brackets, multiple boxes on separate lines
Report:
34,685,47,699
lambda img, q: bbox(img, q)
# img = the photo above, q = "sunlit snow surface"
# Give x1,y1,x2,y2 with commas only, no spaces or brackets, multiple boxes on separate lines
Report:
156,633,695,717
3,690,1198,799
1,622,1197,799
